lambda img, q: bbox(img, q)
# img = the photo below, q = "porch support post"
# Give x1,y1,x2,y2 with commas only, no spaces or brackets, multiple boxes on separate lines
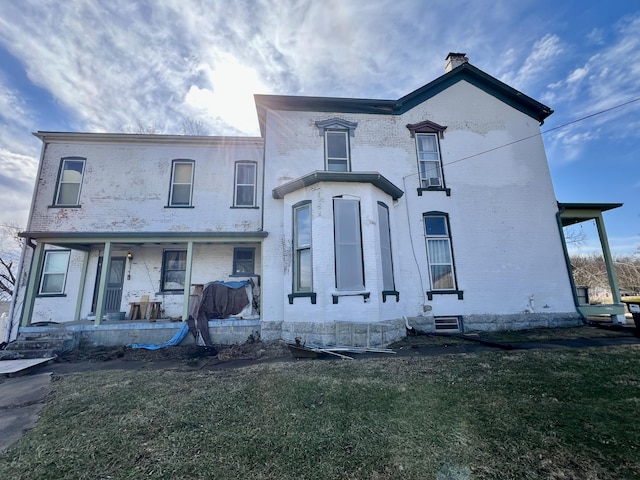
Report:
21,241,45,327
74,250,90,322
594,215,624,323
94,242,113,326
182,241,194,321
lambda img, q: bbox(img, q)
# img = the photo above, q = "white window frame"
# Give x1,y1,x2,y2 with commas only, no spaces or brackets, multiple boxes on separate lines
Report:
334,197,364,291
169,160,194,206
424,213,456,291
377,202,395,292
234,161,257,207
416,133,443,188
39,250,70,295
293,202,312,292
161,249,187,291
54,157,85,206
325,130,350,172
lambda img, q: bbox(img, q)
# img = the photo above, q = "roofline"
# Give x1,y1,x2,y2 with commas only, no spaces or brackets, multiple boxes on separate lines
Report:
255,62,553,135
33,131,264,146
19,231,269,242
557,202,623,212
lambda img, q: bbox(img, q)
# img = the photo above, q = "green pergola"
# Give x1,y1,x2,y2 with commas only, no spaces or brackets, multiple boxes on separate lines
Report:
556,202,625,322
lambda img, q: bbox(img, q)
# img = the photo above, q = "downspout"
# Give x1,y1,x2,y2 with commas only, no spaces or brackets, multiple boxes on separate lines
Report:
7,137,49,342
555,206,587,324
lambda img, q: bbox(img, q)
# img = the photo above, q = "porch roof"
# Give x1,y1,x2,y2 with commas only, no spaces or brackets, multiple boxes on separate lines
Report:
557,202,623,227
19,230,268,249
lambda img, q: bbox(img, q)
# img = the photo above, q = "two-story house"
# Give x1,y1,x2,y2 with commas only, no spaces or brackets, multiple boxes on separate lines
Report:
8,53,624,348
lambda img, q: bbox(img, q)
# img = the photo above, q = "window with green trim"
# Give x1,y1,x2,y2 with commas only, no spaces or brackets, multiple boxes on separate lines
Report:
39,250,70,294
161,250,187,291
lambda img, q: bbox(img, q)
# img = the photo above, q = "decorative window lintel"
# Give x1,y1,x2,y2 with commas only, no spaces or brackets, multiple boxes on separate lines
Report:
406,120,447,139
315,118,358,136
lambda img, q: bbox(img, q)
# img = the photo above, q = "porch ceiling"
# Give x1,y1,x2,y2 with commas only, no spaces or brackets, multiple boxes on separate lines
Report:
557,202,623,227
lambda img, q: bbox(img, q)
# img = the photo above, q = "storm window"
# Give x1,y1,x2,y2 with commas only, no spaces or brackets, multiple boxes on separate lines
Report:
39,250,70,295
293,202,312,292
161,250,187,291
334,198,364,291
424,213,456,290
234,161,257,207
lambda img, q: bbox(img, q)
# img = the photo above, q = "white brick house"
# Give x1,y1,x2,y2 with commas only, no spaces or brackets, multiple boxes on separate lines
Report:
9,54,622,347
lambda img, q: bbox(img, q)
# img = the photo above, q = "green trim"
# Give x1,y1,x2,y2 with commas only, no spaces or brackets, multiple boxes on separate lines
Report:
382,290,399,303
36,294,67,298
272,171,404,200
20,231,269,243
427,290,464,300
288,292,317,304
417,187,451,196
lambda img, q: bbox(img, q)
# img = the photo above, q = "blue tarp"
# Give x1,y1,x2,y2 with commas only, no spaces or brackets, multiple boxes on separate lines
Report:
212,280,251,289
128,322,190,350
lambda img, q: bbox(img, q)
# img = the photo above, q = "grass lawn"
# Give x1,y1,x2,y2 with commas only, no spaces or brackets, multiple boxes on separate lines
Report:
1,345,639,479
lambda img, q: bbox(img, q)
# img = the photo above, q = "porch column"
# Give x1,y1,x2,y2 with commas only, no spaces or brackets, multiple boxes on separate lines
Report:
74,250,90,322
94,242,113,326
594,215,624,324
182,241,194,321
21,241,45,327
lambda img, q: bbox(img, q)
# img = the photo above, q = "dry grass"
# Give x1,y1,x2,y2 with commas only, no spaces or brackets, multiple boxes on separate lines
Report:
0,344,639,479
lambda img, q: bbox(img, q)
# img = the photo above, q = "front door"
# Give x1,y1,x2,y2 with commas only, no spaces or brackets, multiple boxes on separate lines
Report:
92,257,126,313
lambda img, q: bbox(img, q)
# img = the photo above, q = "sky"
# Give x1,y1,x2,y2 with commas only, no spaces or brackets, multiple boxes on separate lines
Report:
0,0,638,256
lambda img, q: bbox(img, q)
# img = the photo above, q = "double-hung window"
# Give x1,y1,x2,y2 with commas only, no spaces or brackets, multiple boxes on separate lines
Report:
325,130,350,171
39,250,70,294
161,250,187,291
293,202,312,292
54,157,85,206
315,118,358,172
416,133,443,188
377,202,396,294
234,161,257,207
424,213,456,290
233,247,255,275
334,198,364,291
169,160,194,206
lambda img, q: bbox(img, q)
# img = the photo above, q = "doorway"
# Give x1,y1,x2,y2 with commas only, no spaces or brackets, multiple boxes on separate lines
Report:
91,256,126,313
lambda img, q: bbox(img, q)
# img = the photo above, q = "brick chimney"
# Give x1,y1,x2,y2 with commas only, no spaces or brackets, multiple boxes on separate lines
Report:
445,52,469,73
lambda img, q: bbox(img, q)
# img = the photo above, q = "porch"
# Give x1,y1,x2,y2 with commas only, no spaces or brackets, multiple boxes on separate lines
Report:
21,317,262,347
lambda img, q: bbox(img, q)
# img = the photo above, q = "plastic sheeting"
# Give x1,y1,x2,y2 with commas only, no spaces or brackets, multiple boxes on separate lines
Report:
128,322,189,350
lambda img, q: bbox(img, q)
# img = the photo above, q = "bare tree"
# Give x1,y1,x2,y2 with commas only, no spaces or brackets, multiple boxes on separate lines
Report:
180,117,210,136
120,119,163,134
563,226,587,248
0,224,23,301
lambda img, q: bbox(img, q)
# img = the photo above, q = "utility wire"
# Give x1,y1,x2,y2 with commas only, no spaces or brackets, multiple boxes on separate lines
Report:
441,95,640,169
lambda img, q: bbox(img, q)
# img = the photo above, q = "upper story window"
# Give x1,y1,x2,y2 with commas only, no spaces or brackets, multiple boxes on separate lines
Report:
39,250,70,295
234,161,257,207
416,134,443,188
168,160,194,207
406,120,449,196
315,118,358,172
54,157,85,206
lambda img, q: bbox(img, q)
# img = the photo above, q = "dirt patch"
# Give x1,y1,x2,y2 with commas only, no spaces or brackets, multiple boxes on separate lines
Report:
57,341,291,367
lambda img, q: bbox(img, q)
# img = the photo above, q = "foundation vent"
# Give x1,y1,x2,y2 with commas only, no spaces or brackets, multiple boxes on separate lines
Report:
434,316,461,332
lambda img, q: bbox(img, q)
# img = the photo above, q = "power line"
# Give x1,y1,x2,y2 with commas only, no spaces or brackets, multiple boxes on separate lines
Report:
441,95,640,168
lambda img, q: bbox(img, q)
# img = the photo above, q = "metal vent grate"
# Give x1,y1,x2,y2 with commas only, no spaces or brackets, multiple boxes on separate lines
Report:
434,317,461,332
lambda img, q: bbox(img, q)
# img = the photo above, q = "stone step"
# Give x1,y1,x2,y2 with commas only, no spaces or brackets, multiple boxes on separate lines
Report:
0,349,58,360
0,332,79,360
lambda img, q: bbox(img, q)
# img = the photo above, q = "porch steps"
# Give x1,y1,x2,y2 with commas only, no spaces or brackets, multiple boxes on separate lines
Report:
0,332,80,360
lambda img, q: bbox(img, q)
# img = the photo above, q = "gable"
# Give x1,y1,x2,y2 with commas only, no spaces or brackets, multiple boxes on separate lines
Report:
255,63,553,135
